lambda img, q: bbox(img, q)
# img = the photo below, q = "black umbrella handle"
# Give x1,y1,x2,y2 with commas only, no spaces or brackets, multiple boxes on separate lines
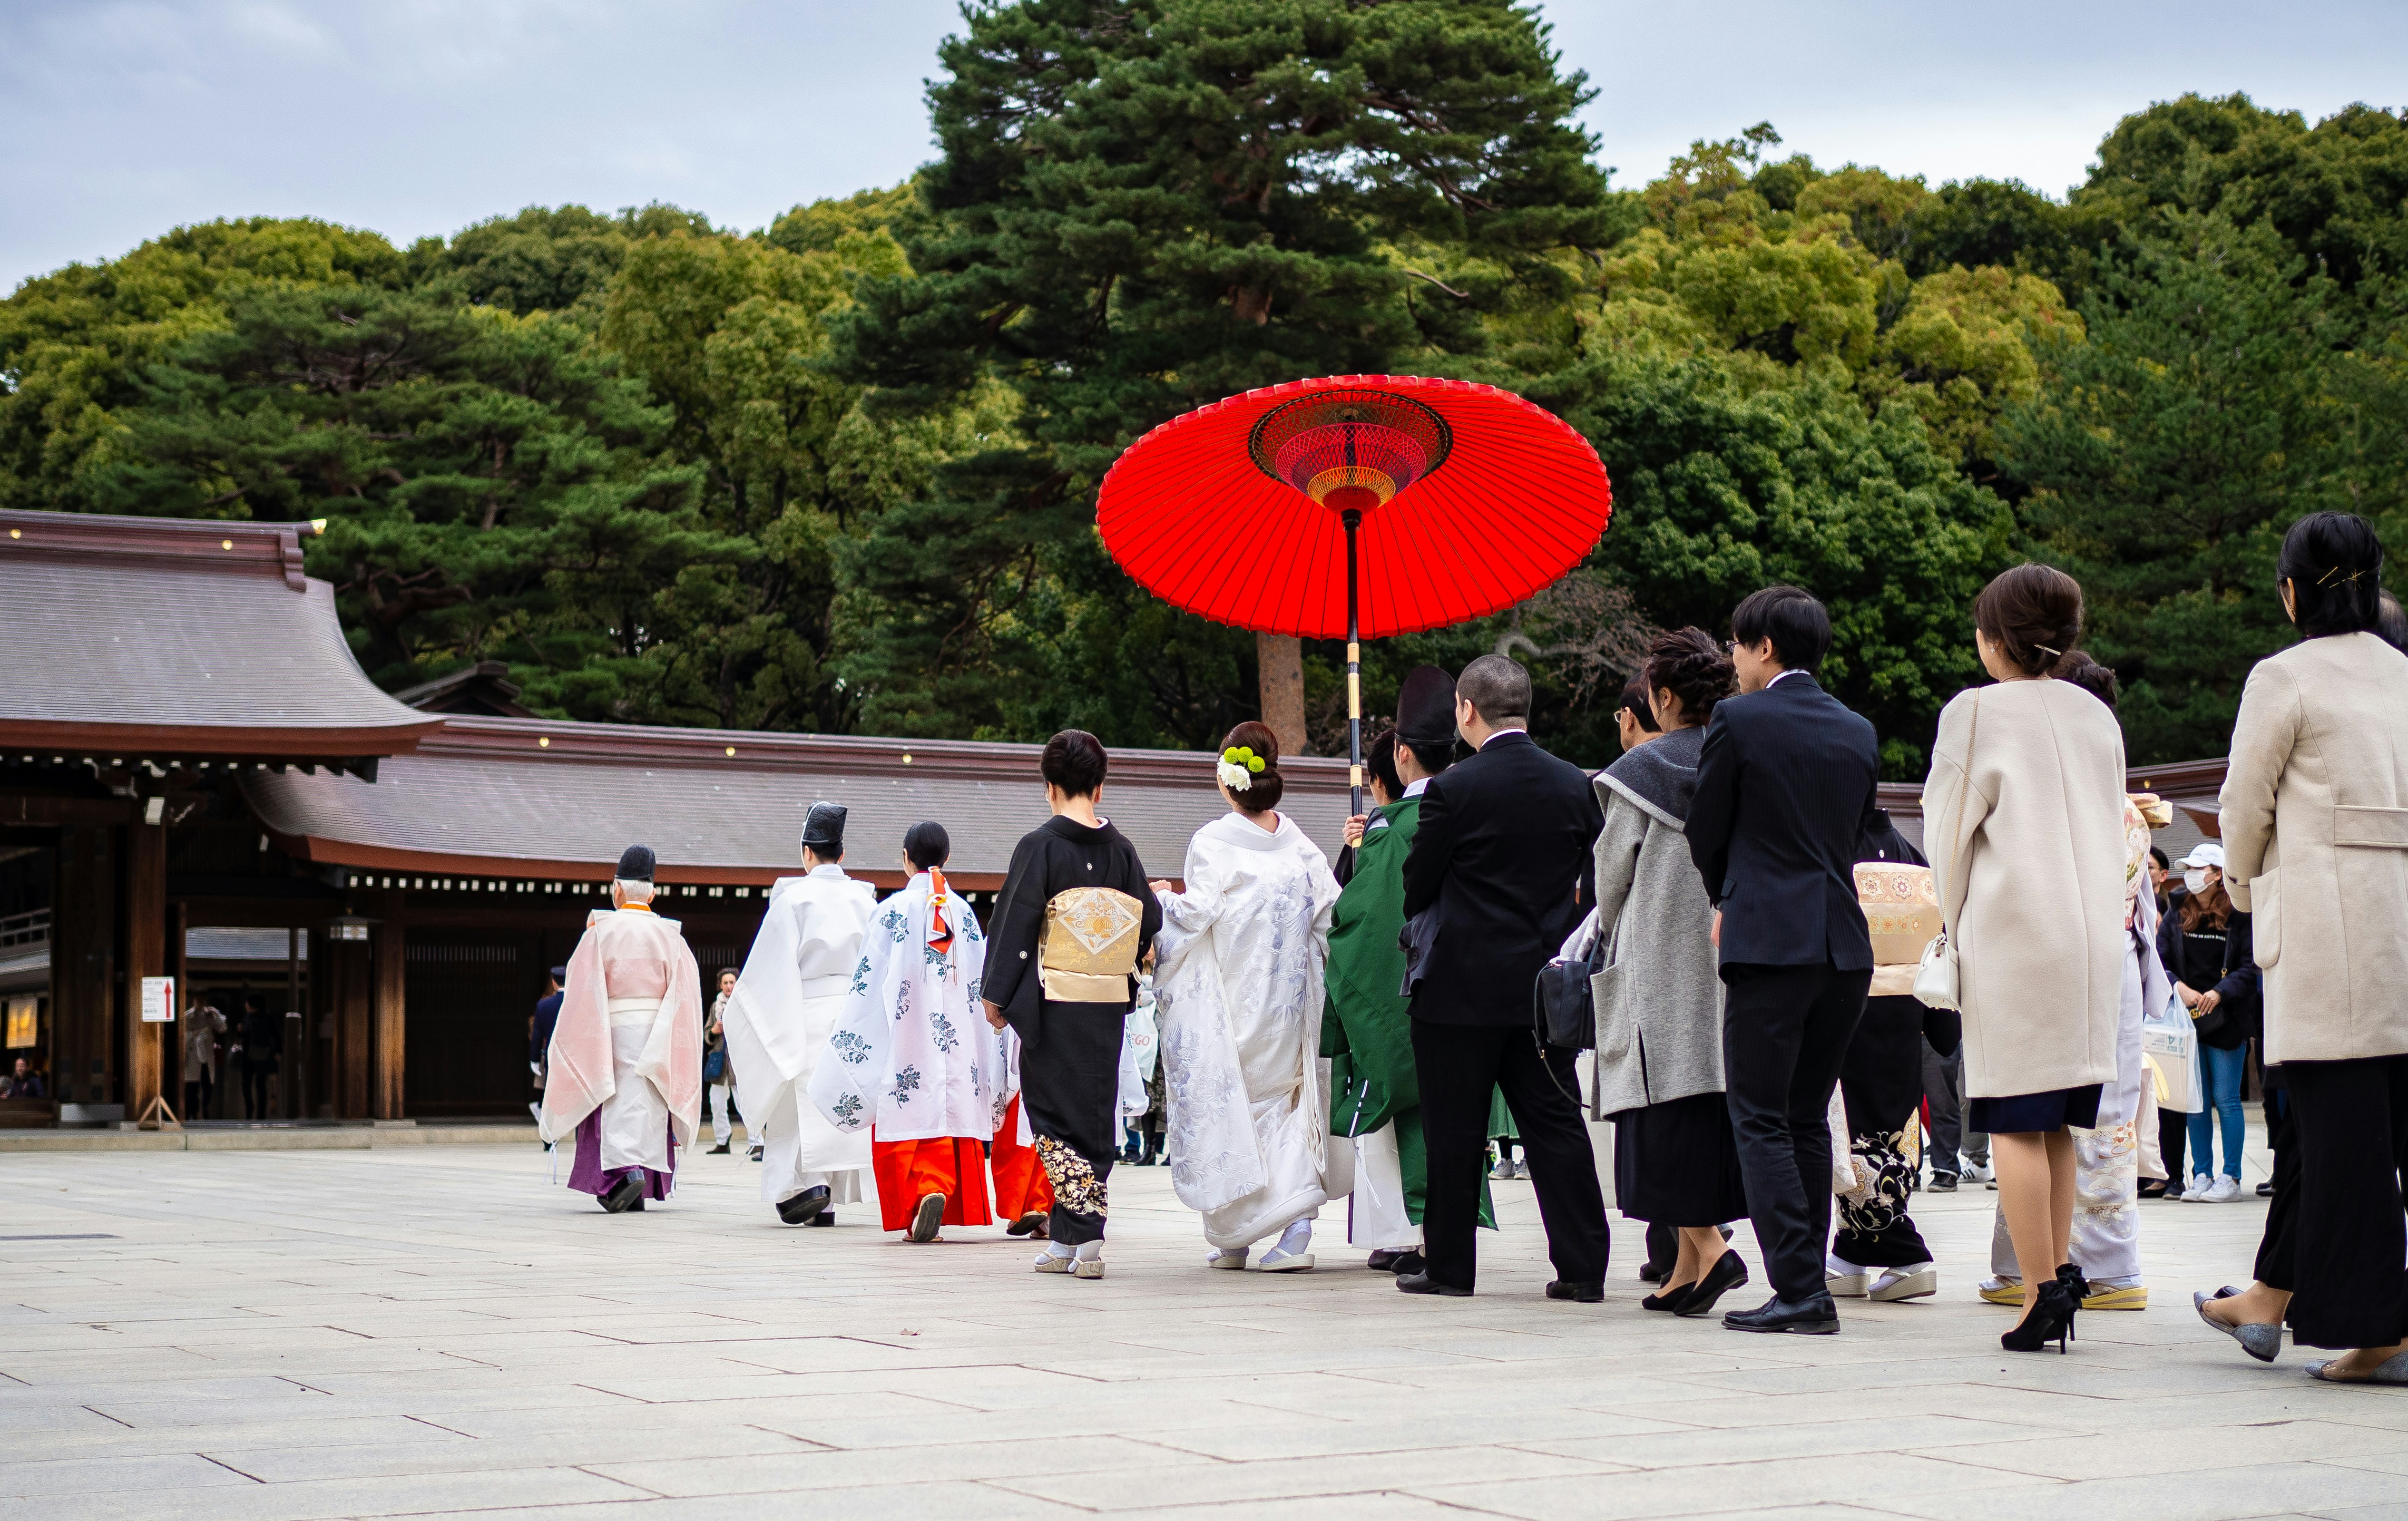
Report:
1344,508,1362,818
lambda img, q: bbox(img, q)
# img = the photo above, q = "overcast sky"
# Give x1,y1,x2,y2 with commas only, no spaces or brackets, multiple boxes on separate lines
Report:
6,1,2405,293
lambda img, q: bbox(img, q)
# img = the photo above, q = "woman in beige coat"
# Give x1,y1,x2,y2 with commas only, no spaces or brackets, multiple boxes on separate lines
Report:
1924,564,2127,1352
2213,512,2408,1384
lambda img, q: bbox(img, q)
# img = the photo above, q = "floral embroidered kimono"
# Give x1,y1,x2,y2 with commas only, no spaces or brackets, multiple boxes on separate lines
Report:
811,870,1009,1232
984,815,1161,1248
1154,810,1346,1250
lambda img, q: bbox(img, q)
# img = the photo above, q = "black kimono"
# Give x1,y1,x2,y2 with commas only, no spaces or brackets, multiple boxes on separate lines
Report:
984,814,1162,1245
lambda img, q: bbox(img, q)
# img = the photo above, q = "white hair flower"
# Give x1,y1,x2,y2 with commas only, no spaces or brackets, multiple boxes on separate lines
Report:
1217,745,1266,791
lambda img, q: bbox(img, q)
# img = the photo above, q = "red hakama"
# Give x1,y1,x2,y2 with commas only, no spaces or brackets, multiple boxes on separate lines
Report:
988,1095,1056,1221
870,1132,994,1233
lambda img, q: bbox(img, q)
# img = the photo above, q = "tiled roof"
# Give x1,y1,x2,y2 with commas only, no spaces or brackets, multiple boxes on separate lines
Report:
244,716,1365,889
0,510,442,760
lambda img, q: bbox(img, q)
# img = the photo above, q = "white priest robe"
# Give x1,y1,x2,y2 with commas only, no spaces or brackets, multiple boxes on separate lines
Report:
811,870,1009,1142
724,864,876,1205
1153,810,1345,1250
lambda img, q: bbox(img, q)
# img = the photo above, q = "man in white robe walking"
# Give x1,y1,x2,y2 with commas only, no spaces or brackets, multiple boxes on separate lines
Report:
724,802,876,1225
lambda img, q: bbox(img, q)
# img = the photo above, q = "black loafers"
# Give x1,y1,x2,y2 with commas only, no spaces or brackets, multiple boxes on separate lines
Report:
1722,1291,1839,1334
776,1184,832,1225
1544,1280,1604,1303
1396,1272,1473,1297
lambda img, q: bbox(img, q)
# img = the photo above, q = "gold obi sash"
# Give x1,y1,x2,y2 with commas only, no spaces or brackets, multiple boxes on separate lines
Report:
1038,886,1143,1003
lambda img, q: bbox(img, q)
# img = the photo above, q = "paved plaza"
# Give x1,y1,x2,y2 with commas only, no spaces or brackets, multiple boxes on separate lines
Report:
5,1131,2406,1521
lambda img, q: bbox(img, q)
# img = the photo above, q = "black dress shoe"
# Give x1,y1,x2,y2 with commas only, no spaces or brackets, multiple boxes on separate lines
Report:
707,1142,731,1155
807,1211,835,1226
2256,1181,2276,1198
776,1184,832,1225
1544,1280,1603,1303
1396,1272,1473,1297
1639,1261,1669,1284
1367,1249,1425,1274
599,1173,646,1213
1673,1251,1750,1319
1722,1291,1839,1334
1929,1173,1958,1192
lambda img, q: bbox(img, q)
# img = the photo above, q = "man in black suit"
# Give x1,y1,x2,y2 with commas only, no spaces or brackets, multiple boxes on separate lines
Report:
1397,655,1611,1298
1687,586,1883,1334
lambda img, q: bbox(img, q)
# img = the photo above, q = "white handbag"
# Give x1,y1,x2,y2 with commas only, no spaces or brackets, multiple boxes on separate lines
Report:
1912,690,1979,1012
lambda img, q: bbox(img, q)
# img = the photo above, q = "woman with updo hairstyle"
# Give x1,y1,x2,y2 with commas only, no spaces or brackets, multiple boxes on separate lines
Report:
2203,511,2408,1384
1574,627,1755,1318
979,730,1161,1276
1924,562,2129,1353
1149,719,1344,1271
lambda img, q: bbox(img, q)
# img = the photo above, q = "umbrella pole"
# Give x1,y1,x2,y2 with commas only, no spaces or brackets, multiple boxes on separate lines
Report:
1344,508,1363,818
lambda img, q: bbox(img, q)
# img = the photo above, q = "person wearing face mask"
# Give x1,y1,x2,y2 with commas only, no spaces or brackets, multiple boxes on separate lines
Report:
2156,844,2258,1204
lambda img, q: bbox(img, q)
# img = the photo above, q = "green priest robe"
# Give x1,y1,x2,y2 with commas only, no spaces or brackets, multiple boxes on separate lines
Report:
1323,795,1493,1228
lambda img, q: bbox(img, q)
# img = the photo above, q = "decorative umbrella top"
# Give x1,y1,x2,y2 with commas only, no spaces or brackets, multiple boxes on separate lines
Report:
1097,375,1611,640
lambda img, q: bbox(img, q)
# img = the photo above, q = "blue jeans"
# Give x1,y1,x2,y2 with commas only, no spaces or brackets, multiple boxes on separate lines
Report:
2188,1042,2249,1178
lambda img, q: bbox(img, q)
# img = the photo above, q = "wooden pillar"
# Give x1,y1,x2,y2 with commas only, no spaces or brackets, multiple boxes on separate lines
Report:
1257,631,1308,756
332,936,371,1120
372,892,405,1120
125,819,169,1125
51,826,118,1113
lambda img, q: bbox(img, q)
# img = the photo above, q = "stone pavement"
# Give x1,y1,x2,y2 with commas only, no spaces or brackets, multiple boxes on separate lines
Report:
3,1130,2404,1521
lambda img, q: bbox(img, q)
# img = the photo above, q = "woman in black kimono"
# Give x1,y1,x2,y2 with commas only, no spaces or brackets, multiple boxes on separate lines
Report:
981,730,1162,1279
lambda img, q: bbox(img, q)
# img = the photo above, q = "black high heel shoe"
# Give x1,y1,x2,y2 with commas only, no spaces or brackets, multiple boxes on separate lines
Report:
2002,1280,2078,1354
2054,1262,2089,1333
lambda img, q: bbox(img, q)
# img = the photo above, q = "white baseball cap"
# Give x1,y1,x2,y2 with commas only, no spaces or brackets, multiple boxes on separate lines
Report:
2181,843,2226,870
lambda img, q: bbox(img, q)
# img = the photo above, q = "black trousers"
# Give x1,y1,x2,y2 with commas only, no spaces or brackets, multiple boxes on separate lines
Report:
1722,962,1871,1302
2282,1055,2408,1350
1412,1021,1610,1293
241,1060,275,1120
183,1073,213,1121
2253,1083,2298,1292
1016,1000,1123,1247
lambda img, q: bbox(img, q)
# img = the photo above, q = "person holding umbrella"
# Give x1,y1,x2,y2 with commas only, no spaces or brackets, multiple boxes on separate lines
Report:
1396,655,1612,1299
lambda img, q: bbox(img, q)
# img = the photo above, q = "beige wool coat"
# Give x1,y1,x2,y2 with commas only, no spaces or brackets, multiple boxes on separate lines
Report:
1923,679,2128,1099
2220,631,2408,1064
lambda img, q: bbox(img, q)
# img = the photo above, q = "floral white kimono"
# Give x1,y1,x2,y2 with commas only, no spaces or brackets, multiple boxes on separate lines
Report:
1153,810,1345,1249
810,870,1009,1143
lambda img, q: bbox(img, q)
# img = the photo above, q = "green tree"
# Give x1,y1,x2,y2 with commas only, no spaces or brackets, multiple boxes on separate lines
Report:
831,0,1613,740
1997,214,2403,764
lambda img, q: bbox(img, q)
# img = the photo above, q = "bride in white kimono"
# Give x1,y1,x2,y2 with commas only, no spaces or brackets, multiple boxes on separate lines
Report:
1151,723,1345,1272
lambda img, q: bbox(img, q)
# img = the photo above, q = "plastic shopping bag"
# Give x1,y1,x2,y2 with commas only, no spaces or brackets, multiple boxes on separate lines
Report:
2141,993,2203,1114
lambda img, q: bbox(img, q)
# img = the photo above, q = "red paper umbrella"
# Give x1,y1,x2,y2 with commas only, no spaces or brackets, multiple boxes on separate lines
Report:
1097,374,1611,809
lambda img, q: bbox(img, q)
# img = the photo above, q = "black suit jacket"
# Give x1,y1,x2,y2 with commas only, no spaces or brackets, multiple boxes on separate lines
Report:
1401,729,1604,1026
1686,672,1883,972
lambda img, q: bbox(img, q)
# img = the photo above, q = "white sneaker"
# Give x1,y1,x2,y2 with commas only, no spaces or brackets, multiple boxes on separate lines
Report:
1869,1263,1939,1302
2205,1174,2243,1203
1964,1161,1994,1184
2181,1172,2214,1200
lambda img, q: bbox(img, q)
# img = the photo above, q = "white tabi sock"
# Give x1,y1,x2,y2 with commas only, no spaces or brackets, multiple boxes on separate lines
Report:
1045,1239,1076,1260
1274,1217,1312,1256
1074,1240,1103,1262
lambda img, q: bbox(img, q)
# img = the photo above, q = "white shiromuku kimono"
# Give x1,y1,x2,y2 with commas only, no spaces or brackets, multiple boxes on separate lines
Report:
1153,810,1345,1250
810,870,1008,1142
725,864,876,1205
1119,976,1160,1121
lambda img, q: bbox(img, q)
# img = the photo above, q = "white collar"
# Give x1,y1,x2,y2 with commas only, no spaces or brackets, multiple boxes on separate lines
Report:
1402,776,1430,798
1767,668,1809,688
806,862,848,880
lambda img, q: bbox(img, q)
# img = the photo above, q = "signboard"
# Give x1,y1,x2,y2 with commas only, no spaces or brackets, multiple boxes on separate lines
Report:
140,976,175,1023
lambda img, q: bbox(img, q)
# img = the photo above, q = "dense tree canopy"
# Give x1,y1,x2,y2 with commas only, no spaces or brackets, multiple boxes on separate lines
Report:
3,6,2402,773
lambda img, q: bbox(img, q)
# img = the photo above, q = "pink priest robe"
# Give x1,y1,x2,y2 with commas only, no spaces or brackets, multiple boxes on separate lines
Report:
540,903,704,1199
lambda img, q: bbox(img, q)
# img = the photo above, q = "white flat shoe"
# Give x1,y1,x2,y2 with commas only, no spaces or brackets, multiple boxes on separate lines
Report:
1257,1247,1315,1273
1206,1248,1247,1270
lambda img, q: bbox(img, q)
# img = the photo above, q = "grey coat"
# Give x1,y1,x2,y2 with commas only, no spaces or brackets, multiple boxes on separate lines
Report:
1588,728,1725,1117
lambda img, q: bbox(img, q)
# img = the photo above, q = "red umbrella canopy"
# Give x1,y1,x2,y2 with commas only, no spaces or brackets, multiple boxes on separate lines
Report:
1097,375,1611,640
